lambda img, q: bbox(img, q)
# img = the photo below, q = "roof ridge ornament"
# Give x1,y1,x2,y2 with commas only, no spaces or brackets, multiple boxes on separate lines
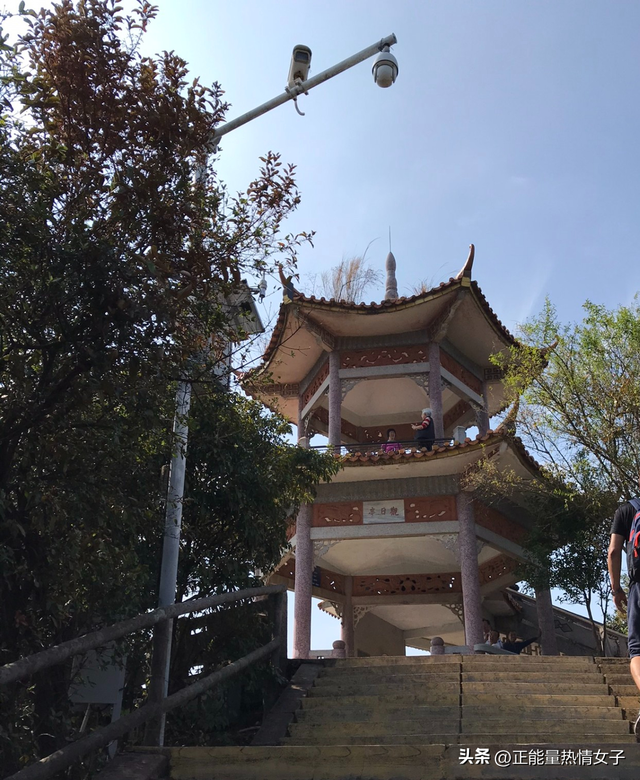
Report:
278,263,297,304
384,250,398,301
456,244,475,281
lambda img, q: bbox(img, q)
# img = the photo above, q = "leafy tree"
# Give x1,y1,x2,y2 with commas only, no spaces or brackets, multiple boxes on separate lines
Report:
0,1,335,772
482,297,640,650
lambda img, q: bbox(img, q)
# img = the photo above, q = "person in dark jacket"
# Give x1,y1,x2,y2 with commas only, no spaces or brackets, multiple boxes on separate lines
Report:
501,631,540,654
608,473,640,737
411,408,435,451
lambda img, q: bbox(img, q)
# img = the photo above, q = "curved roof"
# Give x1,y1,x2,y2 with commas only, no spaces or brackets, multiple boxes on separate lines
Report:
257,275,517,377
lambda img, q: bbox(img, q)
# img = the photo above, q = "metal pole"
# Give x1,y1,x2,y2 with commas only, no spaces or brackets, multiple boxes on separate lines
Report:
146,379,192,746
212,34,397,141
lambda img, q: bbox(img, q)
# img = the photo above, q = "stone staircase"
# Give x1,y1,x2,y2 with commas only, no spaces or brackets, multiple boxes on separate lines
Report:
138,654,640,779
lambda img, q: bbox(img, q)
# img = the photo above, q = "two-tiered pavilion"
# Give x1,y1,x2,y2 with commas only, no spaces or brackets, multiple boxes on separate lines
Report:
246,247,559,657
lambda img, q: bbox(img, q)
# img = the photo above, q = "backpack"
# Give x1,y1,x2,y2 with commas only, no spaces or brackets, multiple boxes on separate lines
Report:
627,498,640,583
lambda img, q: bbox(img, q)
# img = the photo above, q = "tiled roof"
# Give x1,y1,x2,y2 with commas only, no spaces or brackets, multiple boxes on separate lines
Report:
252,275,517,376
336,430,541,473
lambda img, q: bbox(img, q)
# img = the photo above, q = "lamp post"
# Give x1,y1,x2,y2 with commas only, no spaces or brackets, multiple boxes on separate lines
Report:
146,33,399,747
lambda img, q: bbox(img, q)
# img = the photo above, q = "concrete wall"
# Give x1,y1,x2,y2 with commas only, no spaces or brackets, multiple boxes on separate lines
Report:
355,611,406,657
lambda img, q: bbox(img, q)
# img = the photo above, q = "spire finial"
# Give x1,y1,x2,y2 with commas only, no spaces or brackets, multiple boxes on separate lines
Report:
385,250,398,301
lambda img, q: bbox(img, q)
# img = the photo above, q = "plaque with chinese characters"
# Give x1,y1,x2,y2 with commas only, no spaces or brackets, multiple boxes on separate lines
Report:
362,500,404,524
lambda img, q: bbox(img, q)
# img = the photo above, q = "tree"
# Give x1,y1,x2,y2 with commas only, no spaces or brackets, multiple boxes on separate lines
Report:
484,297,640,649
318,255,382,302
0,1,334,771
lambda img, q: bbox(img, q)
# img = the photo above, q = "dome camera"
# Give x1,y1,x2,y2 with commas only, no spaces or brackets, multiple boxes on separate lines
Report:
372,46,398,88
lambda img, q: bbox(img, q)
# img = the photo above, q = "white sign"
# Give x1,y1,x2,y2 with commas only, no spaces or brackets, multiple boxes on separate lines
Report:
363,500,404,524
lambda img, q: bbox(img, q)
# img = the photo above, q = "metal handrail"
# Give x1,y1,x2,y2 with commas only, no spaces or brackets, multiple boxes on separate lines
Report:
4,639,280,780
309,438,454,455
1,584,288,780
0,584,286,687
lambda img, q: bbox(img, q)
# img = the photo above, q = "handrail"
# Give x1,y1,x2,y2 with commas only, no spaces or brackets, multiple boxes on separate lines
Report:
0,584,286,686
309,438,454,455
4,638,280,780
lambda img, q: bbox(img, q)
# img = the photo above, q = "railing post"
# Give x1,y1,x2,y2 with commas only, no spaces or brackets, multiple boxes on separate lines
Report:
271,589,288,675
143,620,173,746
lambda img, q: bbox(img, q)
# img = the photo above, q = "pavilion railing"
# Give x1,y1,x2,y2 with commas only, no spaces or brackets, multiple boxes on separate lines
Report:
0,584,287,780
309,438,455,456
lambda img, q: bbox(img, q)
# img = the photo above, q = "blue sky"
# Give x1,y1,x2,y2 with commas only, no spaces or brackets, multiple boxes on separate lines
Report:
7,0,638,651
134,0,640,336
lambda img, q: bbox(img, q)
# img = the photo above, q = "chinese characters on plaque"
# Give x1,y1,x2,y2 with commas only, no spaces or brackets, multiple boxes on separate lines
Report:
362,500,404,524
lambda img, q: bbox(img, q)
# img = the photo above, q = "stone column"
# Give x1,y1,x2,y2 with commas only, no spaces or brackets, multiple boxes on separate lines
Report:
328,350,341,447
297,393,308,448
456,491,484,649
428,342,444,440
341,576,355,657
292,504,313,659
476,380,490,436
535,586,558,656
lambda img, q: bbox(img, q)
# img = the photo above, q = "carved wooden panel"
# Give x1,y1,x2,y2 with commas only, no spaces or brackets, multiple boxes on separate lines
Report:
353,572,461,597
440,350,483,395
318,568,345,594
340,345,428,369
302,361,330,408
313,502,363,527
443,399,471,431
478,554,517,586
474,503,526,544
484,366,505,382
405,496,456,523
273,558,295,581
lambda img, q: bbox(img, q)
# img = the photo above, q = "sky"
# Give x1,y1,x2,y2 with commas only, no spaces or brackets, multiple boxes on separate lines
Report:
6,0,639,652
129,0,640,335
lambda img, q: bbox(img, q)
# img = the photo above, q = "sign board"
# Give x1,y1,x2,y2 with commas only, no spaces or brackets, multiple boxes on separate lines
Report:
362,500,404,524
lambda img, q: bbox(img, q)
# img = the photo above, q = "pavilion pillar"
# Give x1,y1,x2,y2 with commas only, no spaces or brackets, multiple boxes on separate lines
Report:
341,576,355,657
292,504,313,659
536,585,559,656
428,342,444,440
456,491,484,649
328,350,341,447
476,380,490,436
297,393,308,448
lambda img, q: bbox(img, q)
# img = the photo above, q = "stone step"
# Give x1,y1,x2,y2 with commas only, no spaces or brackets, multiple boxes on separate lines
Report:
461,671,604,683
318,664,461,677
618,695,640,713
289,717,629,740
605,674,635,684
301,692,460,709
462,655,595,664
460,719,631,735
333,656,462,667
296,704,625,723
308,682,459,697
141,743,640,779
288,720,461,738
314,672,460,686
463,692,615,707
462,681,608,695
283,733,637,745
295,705,460,723
609,684,640,695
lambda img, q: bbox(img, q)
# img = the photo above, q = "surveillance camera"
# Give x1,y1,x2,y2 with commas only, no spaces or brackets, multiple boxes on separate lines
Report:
372,46,398,88
258,277,267,300
288,45,312,87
